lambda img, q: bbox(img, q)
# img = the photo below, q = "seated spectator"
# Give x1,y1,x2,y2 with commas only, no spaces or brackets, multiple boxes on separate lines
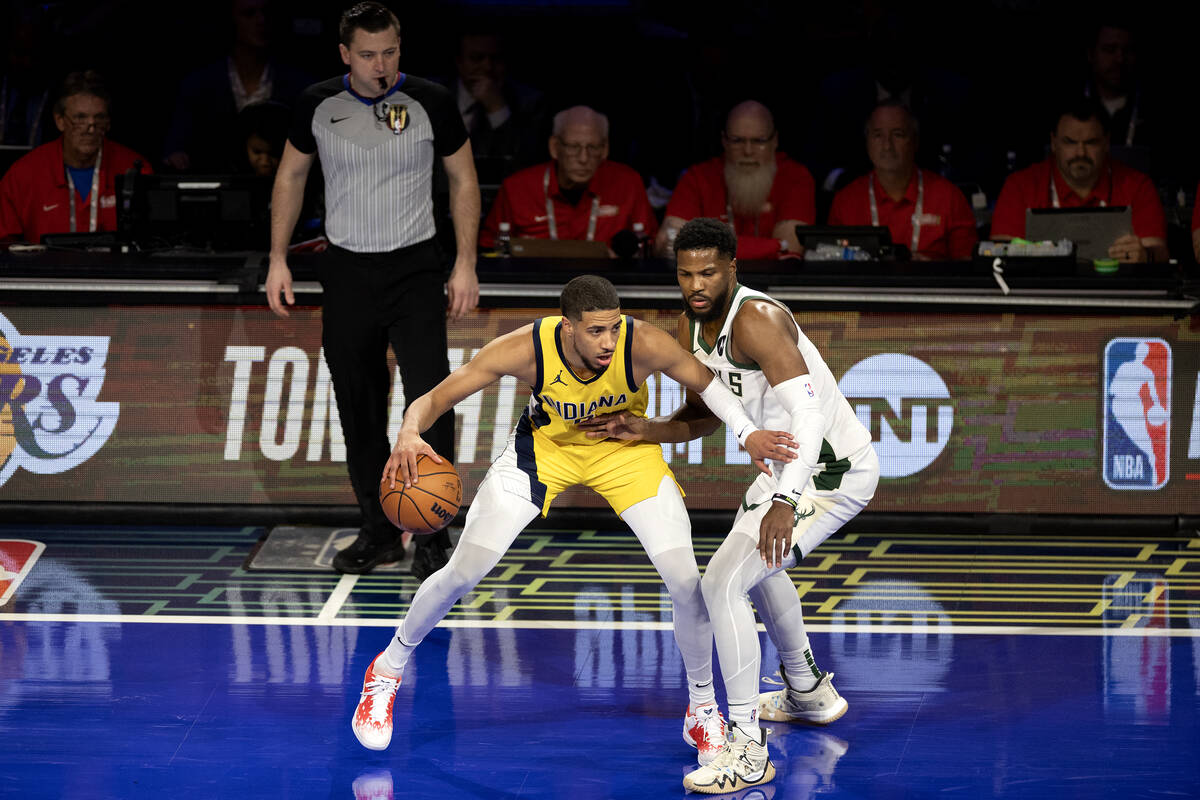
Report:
0,71,151,243
1083,18,1152,150
657,100,814,259
1192,180,1200,263
233,100,289,177
990,96,1166,263
828,100,977,260
445,28,546,180
479,105,657,252
163,0,310,173
0,11,52,147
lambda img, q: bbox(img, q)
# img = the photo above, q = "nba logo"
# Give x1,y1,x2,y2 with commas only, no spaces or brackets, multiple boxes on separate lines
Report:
1103,338,1171,490
1,539,44,606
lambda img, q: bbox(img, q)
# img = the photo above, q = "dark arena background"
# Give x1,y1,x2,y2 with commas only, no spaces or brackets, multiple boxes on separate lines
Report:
1,1,1198,798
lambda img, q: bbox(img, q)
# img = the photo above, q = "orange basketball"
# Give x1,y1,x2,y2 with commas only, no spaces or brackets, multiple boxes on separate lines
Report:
379,455,462,534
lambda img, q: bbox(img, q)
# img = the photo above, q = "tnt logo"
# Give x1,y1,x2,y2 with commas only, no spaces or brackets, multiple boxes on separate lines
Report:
838,354,953,478
0,313,120,488
1103,338,1170,490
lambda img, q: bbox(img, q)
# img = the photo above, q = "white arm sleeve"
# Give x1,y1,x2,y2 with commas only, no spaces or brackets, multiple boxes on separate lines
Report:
698,375,758,446
772,374,826,501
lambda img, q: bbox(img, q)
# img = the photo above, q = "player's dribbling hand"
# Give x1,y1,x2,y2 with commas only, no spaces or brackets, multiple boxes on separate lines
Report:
384,432,443,489
759,503,795,568
576,411,646,440
744,429,798,475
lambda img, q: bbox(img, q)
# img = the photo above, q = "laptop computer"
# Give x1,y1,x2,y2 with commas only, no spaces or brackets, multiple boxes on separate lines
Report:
1025,206,1132,262
796,225,894,258
509,237,610,259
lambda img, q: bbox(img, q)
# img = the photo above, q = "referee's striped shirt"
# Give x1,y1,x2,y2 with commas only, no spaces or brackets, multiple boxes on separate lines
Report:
288,73,467,253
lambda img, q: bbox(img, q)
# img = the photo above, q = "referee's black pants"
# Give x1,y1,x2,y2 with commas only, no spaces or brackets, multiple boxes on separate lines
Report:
317,240,455,550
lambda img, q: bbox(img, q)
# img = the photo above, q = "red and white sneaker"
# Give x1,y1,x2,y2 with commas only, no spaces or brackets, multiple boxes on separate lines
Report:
683,702,727,765
352,654,401,751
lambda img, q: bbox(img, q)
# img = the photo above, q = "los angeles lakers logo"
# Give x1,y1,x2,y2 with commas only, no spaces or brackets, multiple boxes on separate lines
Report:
0,313,120,487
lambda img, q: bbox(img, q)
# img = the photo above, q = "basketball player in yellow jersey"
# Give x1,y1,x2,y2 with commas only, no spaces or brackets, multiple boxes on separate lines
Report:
349,275,799,762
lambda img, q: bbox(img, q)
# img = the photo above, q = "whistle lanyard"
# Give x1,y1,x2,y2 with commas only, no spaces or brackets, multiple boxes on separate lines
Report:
868,169,923,254
1049,165,1112,208
543,166,598,241
66,143,102,233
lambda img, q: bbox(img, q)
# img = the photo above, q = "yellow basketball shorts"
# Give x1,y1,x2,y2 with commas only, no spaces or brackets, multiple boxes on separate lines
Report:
506,415,682,517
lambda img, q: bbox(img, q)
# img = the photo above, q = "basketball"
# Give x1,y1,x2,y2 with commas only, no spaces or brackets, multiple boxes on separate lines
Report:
379,455,462,534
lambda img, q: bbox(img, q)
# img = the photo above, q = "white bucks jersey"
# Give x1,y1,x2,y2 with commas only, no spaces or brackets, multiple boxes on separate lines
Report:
690,284,872,490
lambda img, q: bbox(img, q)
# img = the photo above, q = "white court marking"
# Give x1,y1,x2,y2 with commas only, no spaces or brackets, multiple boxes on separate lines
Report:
1,612,1197,637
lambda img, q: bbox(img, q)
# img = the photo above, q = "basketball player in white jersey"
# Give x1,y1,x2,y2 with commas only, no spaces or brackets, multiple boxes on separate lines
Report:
579,218,880,793
351,274,799,766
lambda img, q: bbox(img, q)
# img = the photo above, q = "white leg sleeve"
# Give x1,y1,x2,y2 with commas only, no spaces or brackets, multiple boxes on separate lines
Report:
748,570,817,687
702,533,795,708
395,468,539,648
620,477,713,696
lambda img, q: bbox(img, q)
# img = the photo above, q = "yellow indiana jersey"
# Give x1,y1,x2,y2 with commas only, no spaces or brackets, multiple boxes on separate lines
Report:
522,315,648,447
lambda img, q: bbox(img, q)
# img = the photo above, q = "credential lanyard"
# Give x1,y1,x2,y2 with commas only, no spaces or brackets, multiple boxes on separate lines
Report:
544,166,598,241
66,143,102,233
1049,165,1111,208
869,169,923,254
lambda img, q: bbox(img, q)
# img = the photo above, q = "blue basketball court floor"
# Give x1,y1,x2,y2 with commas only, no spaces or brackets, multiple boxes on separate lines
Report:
1,522,1197,799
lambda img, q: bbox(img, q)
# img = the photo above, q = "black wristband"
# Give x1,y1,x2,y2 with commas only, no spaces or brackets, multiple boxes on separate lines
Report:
771,492,798,510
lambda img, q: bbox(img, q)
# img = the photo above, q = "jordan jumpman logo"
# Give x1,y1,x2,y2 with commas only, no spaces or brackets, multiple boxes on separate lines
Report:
550,370,568,388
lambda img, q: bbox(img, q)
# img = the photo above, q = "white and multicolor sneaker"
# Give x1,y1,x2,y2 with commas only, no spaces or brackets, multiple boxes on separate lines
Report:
682,722,775,794
351,653,401,750
683,702,727,765
759,668,847,725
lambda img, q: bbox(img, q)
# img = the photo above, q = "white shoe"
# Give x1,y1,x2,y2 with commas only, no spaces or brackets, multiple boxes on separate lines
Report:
683,702,726,765
682,722,775,794
759,668,847,725
351,653,401,750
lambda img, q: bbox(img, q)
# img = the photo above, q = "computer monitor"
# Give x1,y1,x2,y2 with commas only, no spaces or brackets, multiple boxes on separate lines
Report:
117,173,271,252
796,225,896,259
1024,206,1132,262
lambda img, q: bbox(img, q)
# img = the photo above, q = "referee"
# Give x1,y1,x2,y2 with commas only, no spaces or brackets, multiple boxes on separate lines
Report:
265,2,480,578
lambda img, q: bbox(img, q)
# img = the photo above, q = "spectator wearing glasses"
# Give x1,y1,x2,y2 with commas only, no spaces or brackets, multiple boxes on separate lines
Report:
0,70,151,244
479,105,656,252
656,100,815,259
828,100,977,261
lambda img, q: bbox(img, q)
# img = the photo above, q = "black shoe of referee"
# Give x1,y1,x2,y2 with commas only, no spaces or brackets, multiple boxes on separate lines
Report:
410,528,451,581
332,530,406,574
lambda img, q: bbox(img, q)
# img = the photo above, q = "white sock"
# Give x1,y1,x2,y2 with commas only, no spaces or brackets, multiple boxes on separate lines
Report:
782,650,821,692
728,700,762,742
689,678,717,708
379,631,415,677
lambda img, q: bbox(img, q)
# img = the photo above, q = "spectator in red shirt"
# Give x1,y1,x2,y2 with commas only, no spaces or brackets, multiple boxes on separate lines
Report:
656,100,814,260
480,105,656,252
1192,179,1200,263
0,71,151,244
990,96,1166,263
829,100,977,260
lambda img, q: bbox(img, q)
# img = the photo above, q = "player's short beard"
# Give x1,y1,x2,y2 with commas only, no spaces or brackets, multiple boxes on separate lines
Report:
724,158,777,217
683,279,733,324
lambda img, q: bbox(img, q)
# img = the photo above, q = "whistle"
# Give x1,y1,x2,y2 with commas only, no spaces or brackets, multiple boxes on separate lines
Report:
377,76,387,91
